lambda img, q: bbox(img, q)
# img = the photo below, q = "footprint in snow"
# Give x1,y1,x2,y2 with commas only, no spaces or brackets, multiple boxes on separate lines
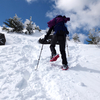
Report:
77,82,87,87
15,78,27,90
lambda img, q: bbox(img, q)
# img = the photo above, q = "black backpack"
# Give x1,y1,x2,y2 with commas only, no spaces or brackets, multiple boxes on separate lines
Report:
0,33,6,45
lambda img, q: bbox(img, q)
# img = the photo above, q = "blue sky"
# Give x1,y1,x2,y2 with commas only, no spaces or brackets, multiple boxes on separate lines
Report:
0,0,53,29
0,0,100,43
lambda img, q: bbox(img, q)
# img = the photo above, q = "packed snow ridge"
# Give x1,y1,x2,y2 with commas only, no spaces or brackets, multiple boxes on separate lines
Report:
0,28,100,100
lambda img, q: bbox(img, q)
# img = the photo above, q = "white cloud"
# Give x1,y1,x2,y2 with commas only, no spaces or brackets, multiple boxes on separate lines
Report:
46,0,100,32
79,34,87,43
26,0,37,3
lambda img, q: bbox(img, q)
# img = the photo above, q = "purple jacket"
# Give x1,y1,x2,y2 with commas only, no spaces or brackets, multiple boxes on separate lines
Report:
47,17,70,28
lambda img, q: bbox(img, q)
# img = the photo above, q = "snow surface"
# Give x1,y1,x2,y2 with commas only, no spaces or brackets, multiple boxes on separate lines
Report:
0,28,100,100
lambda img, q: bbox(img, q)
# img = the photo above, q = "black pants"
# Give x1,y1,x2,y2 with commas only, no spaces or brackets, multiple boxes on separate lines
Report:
50,34,68,65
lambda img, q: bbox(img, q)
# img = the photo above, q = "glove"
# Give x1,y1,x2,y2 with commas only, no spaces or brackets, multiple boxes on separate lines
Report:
38,35,48,44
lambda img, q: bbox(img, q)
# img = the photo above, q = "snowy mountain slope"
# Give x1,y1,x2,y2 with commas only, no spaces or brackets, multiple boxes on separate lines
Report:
0,29,100,100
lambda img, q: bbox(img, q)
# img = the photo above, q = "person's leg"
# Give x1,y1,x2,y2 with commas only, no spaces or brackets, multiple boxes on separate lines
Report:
50,35,57,58
58,36,68,65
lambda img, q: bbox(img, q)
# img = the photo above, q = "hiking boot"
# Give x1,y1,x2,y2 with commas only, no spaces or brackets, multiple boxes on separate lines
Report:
50,54,57,59
62,64,69,70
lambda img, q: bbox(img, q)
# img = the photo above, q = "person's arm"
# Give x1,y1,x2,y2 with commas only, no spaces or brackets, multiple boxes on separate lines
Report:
44,26,54,41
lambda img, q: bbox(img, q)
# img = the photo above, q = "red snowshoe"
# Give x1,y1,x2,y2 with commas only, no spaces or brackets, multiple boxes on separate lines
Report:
50,54,59,62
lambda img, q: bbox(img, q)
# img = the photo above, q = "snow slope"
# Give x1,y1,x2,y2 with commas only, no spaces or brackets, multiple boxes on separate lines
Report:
0,28,100,100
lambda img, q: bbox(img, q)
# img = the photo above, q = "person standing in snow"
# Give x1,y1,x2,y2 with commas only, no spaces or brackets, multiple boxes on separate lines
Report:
43,15,70,70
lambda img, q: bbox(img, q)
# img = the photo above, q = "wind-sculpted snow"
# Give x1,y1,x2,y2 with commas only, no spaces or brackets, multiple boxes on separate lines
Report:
0,30,100,100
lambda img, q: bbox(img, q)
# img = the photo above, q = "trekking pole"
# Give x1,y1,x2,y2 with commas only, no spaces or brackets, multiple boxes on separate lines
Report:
35,44,44,70
66,39,69,57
